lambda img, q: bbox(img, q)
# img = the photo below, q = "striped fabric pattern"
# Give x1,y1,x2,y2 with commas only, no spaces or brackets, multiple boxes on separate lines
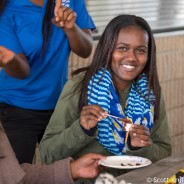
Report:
87,69,155,155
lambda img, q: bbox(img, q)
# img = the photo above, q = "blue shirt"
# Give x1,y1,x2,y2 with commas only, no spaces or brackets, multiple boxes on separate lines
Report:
0,0,95,110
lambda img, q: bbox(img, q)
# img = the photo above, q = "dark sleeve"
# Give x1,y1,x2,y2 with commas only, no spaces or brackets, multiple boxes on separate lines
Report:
20,157,75,184
80,124,97,136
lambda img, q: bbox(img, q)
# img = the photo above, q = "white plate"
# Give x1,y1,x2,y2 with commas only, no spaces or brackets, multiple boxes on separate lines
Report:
99,155,152,169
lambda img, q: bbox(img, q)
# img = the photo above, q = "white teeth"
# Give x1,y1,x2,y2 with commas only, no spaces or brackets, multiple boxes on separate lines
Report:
123,64,135,69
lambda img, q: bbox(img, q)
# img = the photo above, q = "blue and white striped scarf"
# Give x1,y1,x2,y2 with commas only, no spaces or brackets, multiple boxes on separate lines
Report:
87,69,155,155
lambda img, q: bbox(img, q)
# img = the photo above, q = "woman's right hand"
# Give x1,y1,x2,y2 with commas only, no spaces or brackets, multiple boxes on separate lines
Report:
80,105,107,130
53,0,77,30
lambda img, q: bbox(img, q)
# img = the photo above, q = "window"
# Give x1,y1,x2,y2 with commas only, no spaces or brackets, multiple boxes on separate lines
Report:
86,0,184,39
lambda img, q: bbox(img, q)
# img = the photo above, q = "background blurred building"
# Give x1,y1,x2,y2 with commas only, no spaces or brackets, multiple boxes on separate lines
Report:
86,0,184,38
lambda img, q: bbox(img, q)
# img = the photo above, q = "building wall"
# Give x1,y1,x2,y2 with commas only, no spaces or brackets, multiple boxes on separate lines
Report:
155,32,184,154
69,31,184,155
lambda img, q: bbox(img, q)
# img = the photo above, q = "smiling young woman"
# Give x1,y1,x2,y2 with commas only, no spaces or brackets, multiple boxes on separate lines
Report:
40,15,172,184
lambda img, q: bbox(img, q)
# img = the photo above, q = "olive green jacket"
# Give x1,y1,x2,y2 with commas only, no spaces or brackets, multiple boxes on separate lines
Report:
40,73,172,183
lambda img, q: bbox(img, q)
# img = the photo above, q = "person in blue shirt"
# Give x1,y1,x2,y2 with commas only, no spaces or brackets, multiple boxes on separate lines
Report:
0,0,95,164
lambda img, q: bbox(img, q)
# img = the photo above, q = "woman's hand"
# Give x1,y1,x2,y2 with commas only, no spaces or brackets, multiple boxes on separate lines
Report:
80,105,107,130
0,46,15,67
0,46,30,79
71,153,105,179
129,124,152,147
53,0,77,30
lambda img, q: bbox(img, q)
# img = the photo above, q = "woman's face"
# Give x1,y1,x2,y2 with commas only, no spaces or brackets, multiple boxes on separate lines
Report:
111,26,149,91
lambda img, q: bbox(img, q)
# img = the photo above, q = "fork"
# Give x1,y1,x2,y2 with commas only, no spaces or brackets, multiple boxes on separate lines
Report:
107,114,132,143
106,114,127,125
106,114,124,119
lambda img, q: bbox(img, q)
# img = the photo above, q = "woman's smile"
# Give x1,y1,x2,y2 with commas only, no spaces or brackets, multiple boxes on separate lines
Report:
120,63,136,71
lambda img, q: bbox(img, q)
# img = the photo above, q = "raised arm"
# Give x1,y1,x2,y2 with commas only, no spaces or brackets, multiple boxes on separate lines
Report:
53,0,93,58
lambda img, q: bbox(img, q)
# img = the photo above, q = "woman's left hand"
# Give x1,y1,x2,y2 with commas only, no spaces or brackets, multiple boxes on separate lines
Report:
129,124,152,147
53,0,77,30
0,46,15,67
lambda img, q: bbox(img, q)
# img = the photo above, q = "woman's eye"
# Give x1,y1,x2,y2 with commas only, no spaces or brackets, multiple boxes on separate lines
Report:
137,49,146,54
117,47,127,51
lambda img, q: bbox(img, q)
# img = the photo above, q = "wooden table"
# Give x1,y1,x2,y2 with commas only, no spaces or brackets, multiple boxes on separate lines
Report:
116,152,184,184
